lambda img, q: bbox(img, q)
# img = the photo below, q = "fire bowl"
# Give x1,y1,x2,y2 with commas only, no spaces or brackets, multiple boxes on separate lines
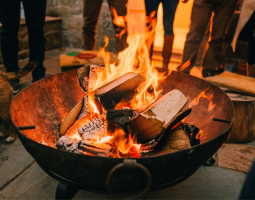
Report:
11,69,234,194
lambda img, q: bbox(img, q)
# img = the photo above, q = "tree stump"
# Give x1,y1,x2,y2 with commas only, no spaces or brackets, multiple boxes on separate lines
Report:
225,93,255,143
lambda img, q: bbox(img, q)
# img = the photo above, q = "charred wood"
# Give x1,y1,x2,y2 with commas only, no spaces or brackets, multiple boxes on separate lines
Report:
77,65,90,93
56,136,82,154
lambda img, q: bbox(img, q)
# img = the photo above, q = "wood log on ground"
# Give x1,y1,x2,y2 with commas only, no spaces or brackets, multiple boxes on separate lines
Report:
143,125,191,156
225,93,255,143
127,89,189,143
94,72,145,110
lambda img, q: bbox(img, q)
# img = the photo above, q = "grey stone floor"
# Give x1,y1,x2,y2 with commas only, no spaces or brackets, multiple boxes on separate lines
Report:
0,48,249,199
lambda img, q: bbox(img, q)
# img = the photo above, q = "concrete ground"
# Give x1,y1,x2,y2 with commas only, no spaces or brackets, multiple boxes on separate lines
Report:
0,48,250,199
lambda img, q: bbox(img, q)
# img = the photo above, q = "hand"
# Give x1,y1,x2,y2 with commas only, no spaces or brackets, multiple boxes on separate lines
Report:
182,0,189,3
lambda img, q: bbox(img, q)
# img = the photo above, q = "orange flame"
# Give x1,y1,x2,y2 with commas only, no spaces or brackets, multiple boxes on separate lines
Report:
114,129,141,158
111,7,127,39
189,87,216,111
87,92,100,115
196,130,203,140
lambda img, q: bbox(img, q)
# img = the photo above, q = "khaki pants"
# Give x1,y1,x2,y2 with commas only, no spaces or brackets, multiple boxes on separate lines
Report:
182,0,238,74
82,0,128,53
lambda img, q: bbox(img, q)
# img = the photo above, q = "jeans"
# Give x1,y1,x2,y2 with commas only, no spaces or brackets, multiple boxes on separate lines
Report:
144,0,179,36
181,0,238,74
0,0,47,81
82,0,128,53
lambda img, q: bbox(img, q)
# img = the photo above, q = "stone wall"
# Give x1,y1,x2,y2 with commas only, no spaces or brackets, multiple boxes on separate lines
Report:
0,17,62,65
46,0,116,53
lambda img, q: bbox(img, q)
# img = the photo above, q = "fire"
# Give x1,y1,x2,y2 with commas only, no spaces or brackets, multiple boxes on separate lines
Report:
65,8,170,157
189,87,216,111
114,128,141,158
196,130,203,140
87,92,100,115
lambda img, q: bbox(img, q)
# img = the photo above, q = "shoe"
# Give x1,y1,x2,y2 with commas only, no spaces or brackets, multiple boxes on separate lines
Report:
9,80,20,94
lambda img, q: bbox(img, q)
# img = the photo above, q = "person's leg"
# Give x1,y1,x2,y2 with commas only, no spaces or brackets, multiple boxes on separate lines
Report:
22,0,47,82
82,0,103,50
108,0,128,53
0,0,21,93
202,0,238,76
180,0,213,74
0,0,20,73
144,0,160,59
161,0,179,71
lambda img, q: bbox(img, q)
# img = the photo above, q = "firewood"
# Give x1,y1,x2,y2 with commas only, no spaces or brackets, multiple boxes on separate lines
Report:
224,93,255,143
143,124,191,156
56,136,82,154
78,115,106,137
106,108,135,136
60,99,84,136
94,72,145,110
77,65,90,93
127,89,189,143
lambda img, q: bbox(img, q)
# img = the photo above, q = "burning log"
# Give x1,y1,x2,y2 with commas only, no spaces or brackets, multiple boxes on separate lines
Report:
56,136,82,154
77,65,90,93
144,124,191,156
106,108,138,136
127,89,189,143
94,72,145,110
78,115,106,137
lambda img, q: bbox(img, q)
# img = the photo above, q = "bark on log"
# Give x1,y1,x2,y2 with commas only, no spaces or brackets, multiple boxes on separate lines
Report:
127,89,189,143
225,93,255,143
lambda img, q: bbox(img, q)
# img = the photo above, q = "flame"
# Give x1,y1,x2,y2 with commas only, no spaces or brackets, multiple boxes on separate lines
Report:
114,129,141,158
111,7,127,39
96,135,113,143
189,87,216,111
196,130,203,140
87,92,100,115
65,115,90,141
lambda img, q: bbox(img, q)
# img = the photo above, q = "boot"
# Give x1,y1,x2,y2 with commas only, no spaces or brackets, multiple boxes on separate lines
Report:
162,35,174,71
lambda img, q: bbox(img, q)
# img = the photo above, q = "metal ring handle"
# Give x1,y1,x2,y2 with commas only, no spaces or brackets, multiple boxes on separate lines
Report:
106,159,152,199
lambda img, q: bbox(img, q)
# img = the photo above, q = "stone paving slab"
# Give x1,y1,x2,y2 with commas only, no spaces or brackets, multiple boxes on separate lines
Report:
0,162,246,199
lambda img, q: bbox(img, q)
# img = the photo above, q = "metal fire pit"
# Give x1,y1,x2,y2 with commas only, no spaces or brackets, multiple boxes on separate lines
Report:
11,70,234,198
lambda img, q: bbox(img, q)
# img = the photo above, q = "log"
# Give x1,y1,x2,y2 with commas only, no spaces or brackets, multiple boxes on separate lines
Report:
95,72,145,110
56,136,82,154
127,89,189,143
224,93,255,143
107,108,136,136
143,125,191,156
60,65,104,135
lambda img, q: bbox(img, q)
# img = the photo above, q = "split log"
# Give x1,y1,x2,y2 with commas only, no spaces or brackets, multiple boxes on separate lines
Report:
224,93,255,143
94,72,145,110
127,89,189,143
78,115,106,138
143,125,191,156
106,108,137,136
60,65,104,135
56,136,82,154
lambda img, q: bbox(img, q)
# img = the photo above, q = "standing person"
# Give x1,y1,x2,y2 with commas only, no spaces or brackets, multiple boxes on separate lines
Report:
179,0,238,77
144,0,184,72
232,0,255,70
0,0,47,93
82,0,128,54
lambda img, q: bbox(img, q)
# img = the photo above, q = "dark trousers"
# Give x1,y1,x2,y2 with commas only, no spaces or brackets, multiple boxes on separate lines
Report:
144,0,179,36
0,0,47,81
82,0,128,53
239,11,255,66
182,0,238,74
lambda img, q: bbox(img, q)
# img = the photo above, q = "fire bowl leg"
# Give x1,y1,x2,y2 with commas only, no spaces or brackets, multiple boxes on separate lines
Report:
55,181,81,200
